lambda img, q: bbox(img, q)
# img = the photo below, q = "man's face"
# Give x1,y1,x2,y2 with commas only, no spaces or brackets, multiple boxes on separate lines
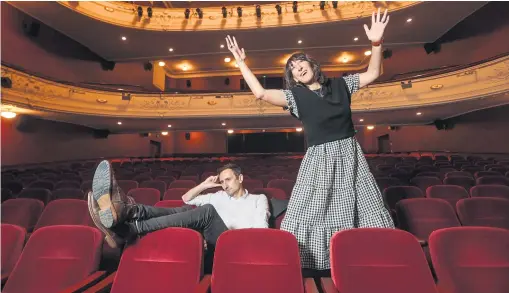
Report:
218,168,243,196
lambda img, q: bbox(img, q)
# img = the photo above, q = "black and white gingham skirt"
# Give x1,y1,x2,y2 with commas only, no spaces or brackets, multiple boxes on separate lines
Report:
280,136,395,270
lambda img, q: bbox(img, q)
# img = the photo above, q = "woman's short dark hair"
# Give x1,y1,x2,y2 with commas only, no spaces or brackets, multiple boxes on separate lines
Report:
217,163,242,178
284,52,326,89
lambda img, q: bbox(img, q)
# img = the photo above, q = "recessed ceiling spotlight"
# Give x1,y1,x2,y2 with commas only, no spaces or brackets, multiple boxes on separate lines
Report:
367,125,375,130
354,37,359,41
169,48,174,52
168,124,172,128
117,88,124,91
221,122,226,126
407,18,413,23
220,44,225,48
227,129,234,134
224,57,231,63
121,36,127,41
296,127,303,132
416,112,422,116
364,50,372,56
161,131,168,135
298,40,303,44
158,61,166,67
117,121,122,125
359,118,364,122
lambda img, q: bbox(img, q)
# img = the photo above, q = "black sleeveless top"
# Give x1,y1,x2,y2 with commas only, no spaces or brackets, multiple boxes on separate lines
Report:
284,76,357,147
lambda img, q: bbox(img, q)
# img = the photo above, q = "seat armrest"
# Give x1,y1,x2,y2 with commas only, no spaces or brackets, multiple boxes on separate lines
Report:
60,271,108,293
320,277,339,293
82,272,117,293
194,275,211,293
418,239,428,247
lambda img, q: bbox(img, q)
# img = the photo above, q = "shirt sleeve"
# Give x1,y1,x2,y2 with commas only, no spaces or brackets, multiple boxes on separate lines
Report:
282,89,300,119
184,193,213,206
342,73,360,94
250,195,270,228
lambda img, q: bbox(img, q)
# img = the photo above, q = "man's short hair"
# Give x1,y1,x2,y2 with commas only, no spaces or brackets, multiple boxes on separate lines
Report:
217,163,242,178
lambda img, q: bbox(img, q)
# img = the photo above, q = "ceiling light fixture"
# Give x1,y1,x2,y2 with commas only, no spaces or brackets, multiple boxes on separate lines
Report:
354,37,359,41
296,127,303,132
367,125,375,130
121,36,127,41
407,18,413,23
364,50,372,56
1,111,16,119
416,112,422,116
227,129,234,134
359,118,364,122
158,61,166,67
220,44,224,48
168,124,172,128
224,57,231,63
161,131,168,135
342,57,349,63
169,48,174,52
117,121,122,125
221,122,226,126
298,40,302,44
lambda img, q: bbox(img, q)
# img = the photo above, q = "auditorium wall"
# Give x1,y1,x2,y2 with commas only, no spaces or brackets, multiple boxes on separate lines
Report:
1,118,227,166
356,106,509,154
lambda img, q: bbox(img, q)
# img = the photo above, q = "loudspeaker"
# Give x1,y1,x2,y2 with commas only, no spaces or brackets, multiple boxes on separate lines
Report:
15,115,38,133
93,129,110,139
224,78,230,85
22,19,40,37
185,132,191,140
424,42,441,54
383,49,392,59
140,133,149,137
186,80,192,88
434,119,454,130
100,60,116,71
143,62,153,71
122,93,131,101
388,126,399,131
1,77,12,88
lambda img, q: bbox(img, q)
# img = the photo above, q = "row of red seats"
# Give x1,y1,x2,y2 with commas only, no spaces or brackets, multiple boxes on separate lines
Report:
2,225,508,293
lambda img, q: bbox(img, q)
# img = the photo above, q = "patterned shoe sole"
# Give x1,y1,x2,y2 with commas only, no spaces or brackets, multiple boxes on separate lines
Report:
92,160,115,228
87,192,118,248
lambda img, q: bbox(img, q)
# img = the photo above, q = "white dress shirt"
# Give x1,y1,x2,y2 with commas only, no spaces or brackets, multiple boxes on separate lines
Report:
184,189,270,230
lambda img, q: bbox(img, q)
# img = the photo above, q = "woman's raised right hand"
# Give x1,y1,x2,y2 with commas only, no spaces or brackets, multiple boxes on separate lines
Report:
225,35,246,64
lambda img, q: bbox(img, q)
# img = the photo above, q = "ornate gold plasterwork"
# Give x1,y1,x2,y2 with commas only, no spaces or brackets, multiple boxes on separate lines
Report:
2,55,509,118
56,1,421,31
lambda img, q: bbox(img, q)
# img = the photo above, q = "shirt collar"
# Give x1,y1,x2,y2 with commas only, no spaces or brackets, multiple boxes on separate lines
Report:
227,189,249,199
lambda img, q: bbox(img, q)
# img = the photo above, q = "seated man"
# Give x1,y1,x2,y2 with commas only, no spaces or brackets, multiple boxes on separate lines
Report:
88,161,270,249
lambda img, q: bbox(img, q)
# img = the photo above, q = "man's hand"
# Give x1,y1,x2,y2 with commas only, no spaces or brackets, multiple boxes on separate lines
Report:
200,176,221,190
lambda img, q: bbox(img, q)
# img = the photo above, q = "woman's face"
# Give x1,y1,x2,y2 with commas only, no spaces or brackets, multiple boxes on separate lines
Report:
290,60,315,85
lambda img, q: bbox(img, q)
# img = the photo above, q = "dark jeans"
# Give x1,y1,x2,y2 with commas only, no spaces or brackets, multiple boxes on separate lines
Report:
129,204,228,248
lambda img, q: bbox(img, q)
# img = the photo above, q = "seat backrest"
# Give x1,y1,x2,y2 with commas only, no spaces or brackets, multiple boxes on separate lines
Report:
117,180,139,193
267,179,295,199
111,228,203,293
34,199,90,231
443,176,475,191
426,185,469,208
476,175,509,186
456,198,509,229
54,180,81,190
52,188,85,200
127,188,160,206
17,188,52,205
154,200,186,208
410,176,443,193
383,186,424,211
212,229,304,293
2,226,102,293
396,198,460,240
242,179,264,191
1,198,45,232
163,188,190,200
169,180,197,189
1,224,26,278
251,188,287,200
470,184,509,200
330,228,438,293
28,180,55,191
429,227,509,293
139,180,167,199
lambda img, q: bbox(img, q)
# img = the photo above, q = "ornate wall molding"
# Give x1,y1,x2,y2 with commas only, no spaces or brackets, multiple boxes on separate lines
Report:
2,55,509,118
57,1,420,31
